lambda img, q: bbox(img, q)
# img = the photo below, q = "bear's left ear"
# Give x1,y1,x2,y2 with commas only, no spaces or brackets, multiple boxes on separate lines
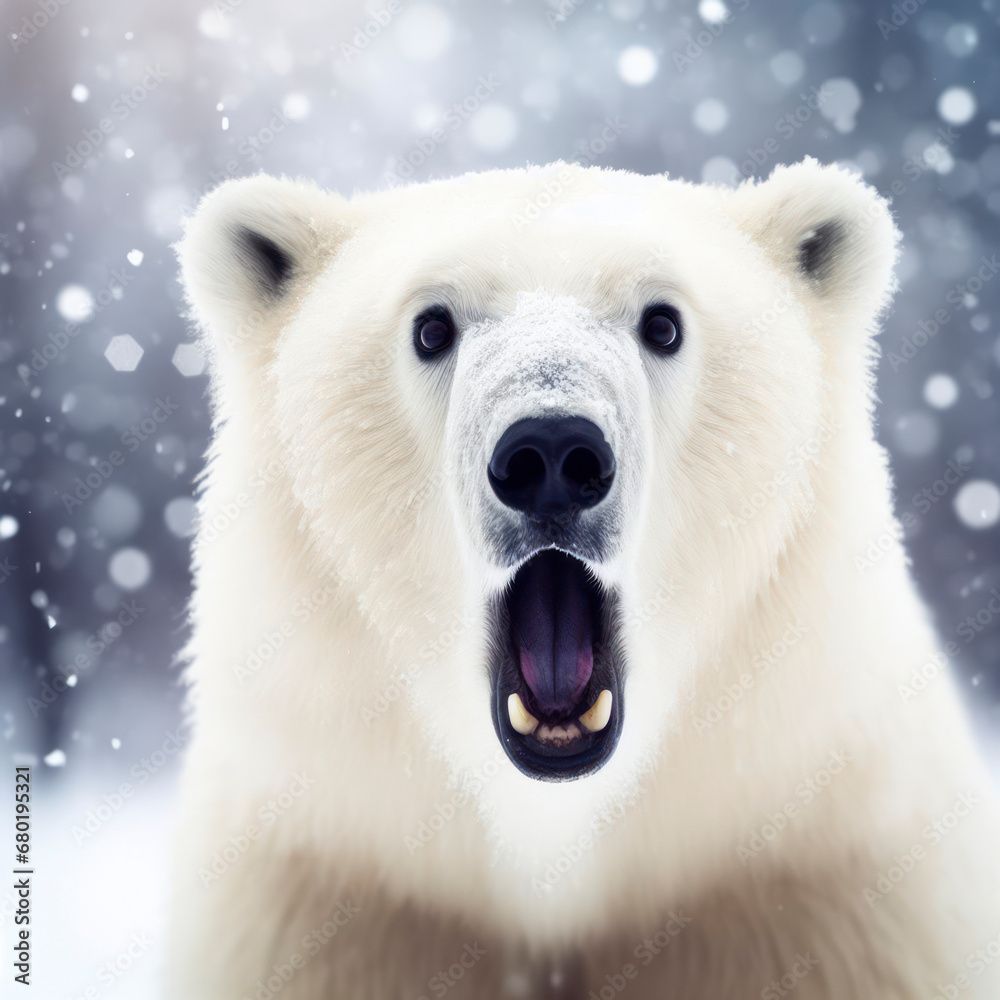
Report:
176,174,357,375
727,158,899,332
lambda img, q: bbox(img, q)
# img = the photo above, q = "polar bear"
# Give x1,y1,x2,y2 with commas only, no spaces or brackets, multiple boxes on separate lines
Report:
169,159,1000,1000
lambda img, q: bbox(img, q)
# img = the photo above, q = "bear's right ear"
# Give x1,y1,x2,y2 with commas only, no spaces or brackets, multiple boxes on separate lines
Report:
726,158,899,340
176,174,355,372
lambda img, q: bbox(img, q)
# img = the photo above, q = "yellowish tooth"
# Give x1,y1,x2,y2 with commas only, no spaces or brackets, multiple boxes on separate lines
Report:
579,689,613,733
508,693,540,736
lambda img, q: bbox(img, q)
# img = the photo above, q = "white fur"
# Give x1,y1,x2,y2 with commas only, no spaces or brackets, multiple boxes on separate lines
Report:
168,161,1000,999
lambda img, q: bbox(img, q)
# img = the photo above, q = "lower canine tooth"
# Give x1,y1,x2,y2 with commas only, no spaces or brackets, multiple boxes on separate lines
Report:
580,689,613,733
508,693,539,735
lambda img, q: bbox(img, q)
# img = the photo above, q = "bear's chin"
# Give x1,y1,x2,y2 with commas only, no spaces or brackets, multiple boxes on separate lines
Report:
488,549,626,781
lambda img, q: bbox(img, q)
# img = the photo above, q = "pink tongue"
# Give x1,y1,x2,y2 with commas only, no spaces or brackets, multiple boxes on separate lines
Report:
510,552,595,717
519,648,593,717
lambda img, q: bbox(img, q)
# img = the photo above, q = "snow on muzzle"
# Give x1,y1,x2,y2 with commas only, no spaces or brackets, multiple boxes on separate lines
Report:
445,291,647,572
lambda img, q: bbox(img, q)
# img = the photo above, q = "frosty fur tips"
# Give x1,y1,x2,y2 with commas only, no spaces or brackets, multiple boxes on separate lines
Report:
169,160,1000,999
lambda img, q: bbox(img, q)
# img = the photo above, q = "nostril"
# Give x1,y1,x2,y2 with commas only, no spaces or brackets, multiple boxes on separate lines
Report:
562,446,601,491
501,448,546,493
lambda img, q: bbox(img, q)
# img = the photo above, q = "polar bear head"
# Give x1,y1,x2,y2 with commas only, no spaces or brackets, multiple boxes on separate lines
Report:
179,161,896,806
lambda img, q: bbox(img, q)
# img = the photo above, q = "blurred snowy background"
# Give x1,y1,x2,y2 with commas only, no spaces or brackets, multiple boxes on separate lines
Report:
1,0,999,993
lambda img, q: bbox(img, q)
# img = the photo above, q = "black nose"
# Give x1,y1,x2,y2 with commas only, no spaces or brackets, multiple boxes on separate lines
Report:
488,416,615,515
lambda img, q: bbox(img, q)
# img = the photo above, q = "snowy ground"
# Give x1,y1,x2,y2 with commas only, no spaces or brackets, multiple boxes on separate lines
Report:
2,770,178,999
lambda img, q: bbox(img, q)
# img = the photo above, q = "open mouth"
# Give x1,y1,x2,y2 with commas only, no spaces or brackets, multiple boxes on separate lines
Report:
490,549,624,781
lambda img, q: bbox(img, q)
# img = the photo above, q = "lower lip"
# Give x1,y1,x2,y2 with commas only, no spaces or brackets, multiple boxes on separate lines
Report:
492,676,624,782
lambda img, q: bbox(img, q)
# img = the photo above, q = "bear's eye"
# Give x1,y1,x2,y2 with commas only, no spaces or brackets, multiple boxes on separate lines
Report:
640,304,683,354
413,306,456,358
